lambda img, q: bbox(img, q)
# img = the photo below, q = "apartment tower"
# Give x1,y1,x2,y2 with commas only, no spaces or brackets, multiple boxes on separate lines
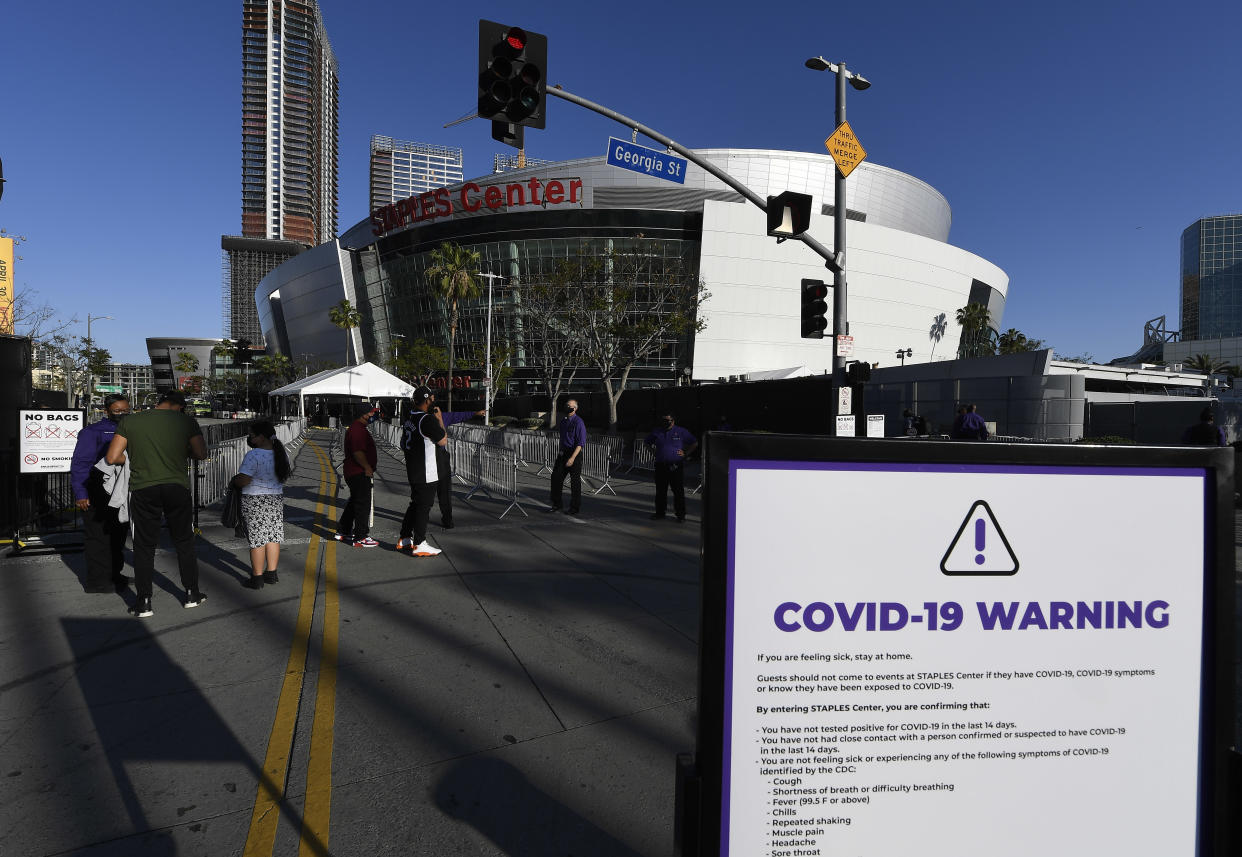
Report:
222,0,339,344
369,136,464,210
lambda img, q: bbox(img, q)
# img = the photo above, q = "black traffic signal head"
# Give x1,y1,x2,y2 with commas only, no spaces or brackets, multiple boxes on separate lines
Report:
478,20,547,130
847,361,872,384
801,278,829,339
768,191,813,239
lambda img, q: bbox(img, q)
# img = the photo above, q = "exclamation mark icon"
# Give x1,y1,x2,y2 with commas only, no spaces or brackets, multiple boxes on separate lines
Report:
941,500,1019,576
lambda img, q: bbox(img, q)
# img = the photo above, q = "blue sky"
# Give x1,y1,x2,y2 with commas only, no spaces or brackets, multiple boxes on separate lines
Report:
3,0,1238,364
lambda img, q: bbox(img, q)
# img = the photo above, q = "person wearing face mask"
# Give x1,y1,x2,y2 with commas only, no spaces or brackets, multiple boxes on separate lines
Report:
230,421,292,588
546,398,586,516
643,413,698,522
71,394,133,593
336,402,381,548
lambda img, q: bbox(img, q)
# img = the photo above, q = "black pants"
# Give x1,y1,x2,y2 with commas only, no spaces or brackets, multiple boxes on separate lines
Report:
338,473,372,539
401,481,438,543
436,449,453,524
84,481,127,588
654,462,686,519
550,451,582,512
130,483,198,599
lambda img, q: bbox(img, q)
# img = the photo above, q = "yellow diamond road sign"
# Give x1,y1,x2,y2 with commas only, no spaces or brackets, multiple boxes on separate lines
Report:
824,121,866,178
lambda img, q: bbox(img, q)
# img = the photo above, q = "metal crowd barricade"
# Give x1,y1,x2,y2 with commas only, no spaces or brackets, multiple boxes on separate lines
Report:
626,439,656,473
194,417,309,513
453,438,484,492
580,439,617,496
474,444,531,519
535,434,560,476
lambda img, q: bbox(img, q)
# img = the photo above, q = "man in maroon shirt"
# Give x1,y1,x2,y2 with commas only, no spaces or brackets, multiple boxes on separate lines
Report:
337,403,381,547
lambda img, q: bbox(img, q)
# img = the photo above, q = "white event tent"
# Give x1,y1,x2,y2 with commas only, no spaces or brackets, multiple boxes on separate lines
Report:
268,362,415,417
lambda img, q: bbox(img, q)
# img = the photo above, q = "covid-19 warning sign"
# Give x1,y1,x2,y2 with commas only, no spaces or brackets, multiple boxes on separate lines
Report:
693,437,1235,857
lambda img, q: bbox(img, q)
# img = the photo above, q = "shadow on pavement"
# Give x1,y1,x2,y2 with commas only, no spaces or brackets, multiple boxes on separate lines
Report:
434,757,644,857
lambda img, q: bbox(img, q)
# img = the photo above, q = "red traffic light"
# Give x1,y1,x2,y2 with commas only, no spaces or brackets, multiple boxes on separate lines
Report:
505,28,527,51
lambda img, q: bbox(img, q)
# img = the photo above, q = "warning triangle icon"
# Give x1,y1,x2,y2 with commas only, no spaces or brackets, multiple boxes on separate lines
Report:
940,500,1018,576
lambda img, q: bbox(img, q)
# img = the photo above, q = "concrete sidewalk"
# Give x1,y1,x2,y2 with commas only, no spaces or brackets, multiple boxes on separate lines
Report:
0,430,702,856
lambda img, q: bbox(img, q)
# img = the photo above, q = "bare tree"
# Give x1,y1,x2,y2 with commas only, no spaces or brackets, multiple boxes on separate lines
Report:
557,239,708,431
518,277,585,429
13,287,77,342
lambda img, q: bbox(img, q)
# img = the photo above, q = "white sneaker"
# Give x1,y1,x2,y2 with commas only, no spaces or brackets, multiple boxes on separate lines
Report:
412,541,442,557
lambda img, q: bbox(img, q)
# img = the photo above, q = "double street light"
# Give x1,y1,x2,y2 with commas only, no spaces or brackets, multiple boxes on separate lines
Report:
896,347,913,366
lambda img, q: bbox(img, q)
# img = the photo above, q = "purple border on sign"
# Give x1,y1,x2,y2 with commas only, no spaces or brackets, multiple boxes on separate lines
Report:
720,458,1208,856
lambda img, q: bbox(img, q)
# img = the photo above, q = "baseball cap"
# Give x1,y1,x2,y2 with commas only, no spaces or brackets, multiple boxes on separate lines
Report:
412,386,433,404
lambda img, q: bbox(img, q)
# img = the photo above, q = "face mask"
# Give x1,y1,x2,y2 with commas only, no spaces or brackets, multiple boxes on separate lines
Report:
366,409,381,424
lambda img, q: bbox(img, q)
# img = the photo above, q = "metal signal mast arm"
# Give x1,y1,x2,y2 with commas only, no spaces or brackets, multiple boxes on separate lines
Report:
546,85,842,274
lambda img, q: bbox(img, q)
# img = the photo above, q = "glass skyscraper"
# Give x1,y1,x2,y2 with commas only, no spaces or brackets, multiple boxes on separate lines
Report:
1181,215,1242,341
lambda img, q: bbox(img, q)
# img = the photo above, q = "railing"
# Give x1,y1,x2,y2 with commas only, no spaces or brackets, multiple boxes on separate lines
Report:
626,440,656,473
194,417,308,512
463,442,531,519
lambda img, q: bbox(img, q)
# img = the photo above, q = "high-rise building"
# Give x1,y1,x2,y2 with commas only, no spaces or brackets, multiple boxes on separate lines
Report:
492,153,552,174
369,136,464,210
1180,215,1242,341
223,0,340,344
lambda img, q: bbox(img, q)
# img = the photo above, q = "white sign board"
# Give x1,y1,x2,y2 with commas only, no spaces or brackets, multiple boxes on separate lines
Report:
722,460,1208,856
837,387,852,416
834,415,855,437
836,335,854,358
18,409,84,473
866,414,885,437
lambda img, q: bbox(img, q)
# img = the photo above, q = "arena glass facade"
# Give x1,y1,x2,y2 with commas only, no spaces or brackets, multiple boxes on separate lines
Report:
256,148,1009,396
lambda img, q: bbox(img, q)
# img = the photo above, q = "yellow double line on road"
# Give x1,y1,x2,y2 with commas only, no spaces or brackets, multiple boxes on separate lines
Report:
244,438,341,857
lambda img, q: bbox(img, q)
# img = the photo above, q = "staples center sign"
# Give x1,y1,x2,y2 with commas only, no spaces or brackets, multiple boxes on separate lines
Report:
370,176,585,237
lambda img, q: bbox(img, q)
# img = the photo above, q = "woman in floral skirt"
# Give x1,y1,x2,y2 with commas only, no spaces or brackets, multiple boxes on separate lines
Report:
230,420,292,589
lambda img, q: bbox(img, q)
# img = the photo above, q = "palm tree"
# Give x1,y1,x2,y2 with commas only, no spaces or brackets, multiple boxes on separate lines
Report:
328,299,362,366
928,313,947,361
955,302,996,358
425,242,481,411
1184,353,1230,375
173,352,199,391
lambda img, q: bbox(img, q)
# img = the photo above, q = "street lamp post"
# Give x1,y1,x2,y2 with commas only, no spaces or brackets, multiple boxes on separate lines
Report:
805,56,870,430
896,347,912,366
475,272,504,427
85,314,113,409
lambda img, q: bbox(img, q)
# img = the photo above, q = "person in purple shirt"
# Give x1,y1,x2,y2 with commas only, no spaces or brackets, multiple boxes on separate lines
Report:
546,398,587,516
644,412,698,522
429,393,484,528
954,404,989,441
71,394,133,593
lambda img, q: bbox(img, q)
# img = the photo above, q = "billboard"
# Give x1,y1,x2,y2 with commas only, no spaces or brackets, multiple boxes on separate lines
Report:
0,237,13,335
694,435,1235,856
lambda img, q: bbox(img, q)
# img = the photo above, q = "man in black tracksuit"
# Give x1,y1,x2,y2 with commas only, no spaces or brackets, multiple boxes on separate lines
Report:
398,386,446,557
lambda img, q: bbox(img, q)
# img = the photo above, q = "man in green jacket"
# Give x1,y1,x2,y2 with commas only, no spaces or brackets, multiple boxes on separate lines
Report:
106,390,209,617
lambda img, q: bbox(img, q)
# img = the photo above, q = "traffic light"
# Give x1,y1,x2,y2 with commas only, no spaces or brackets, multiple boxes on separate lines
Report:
801,278,829,339
478,20,547,130
767,191,813,239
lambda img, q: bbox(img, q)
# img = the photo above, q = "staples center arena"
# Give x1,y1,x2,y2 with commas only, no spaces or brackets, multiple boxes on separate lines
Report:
256,148,1008,390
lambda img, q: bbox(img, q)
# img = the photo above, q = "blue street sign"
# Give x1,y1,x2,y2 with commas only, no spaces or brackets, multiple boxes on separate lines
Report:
606,137,687,184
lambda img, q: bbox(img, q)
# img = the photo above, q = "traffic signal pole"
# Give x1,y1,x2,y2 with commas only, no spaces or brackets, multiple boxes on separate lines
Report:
545,86,842,276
